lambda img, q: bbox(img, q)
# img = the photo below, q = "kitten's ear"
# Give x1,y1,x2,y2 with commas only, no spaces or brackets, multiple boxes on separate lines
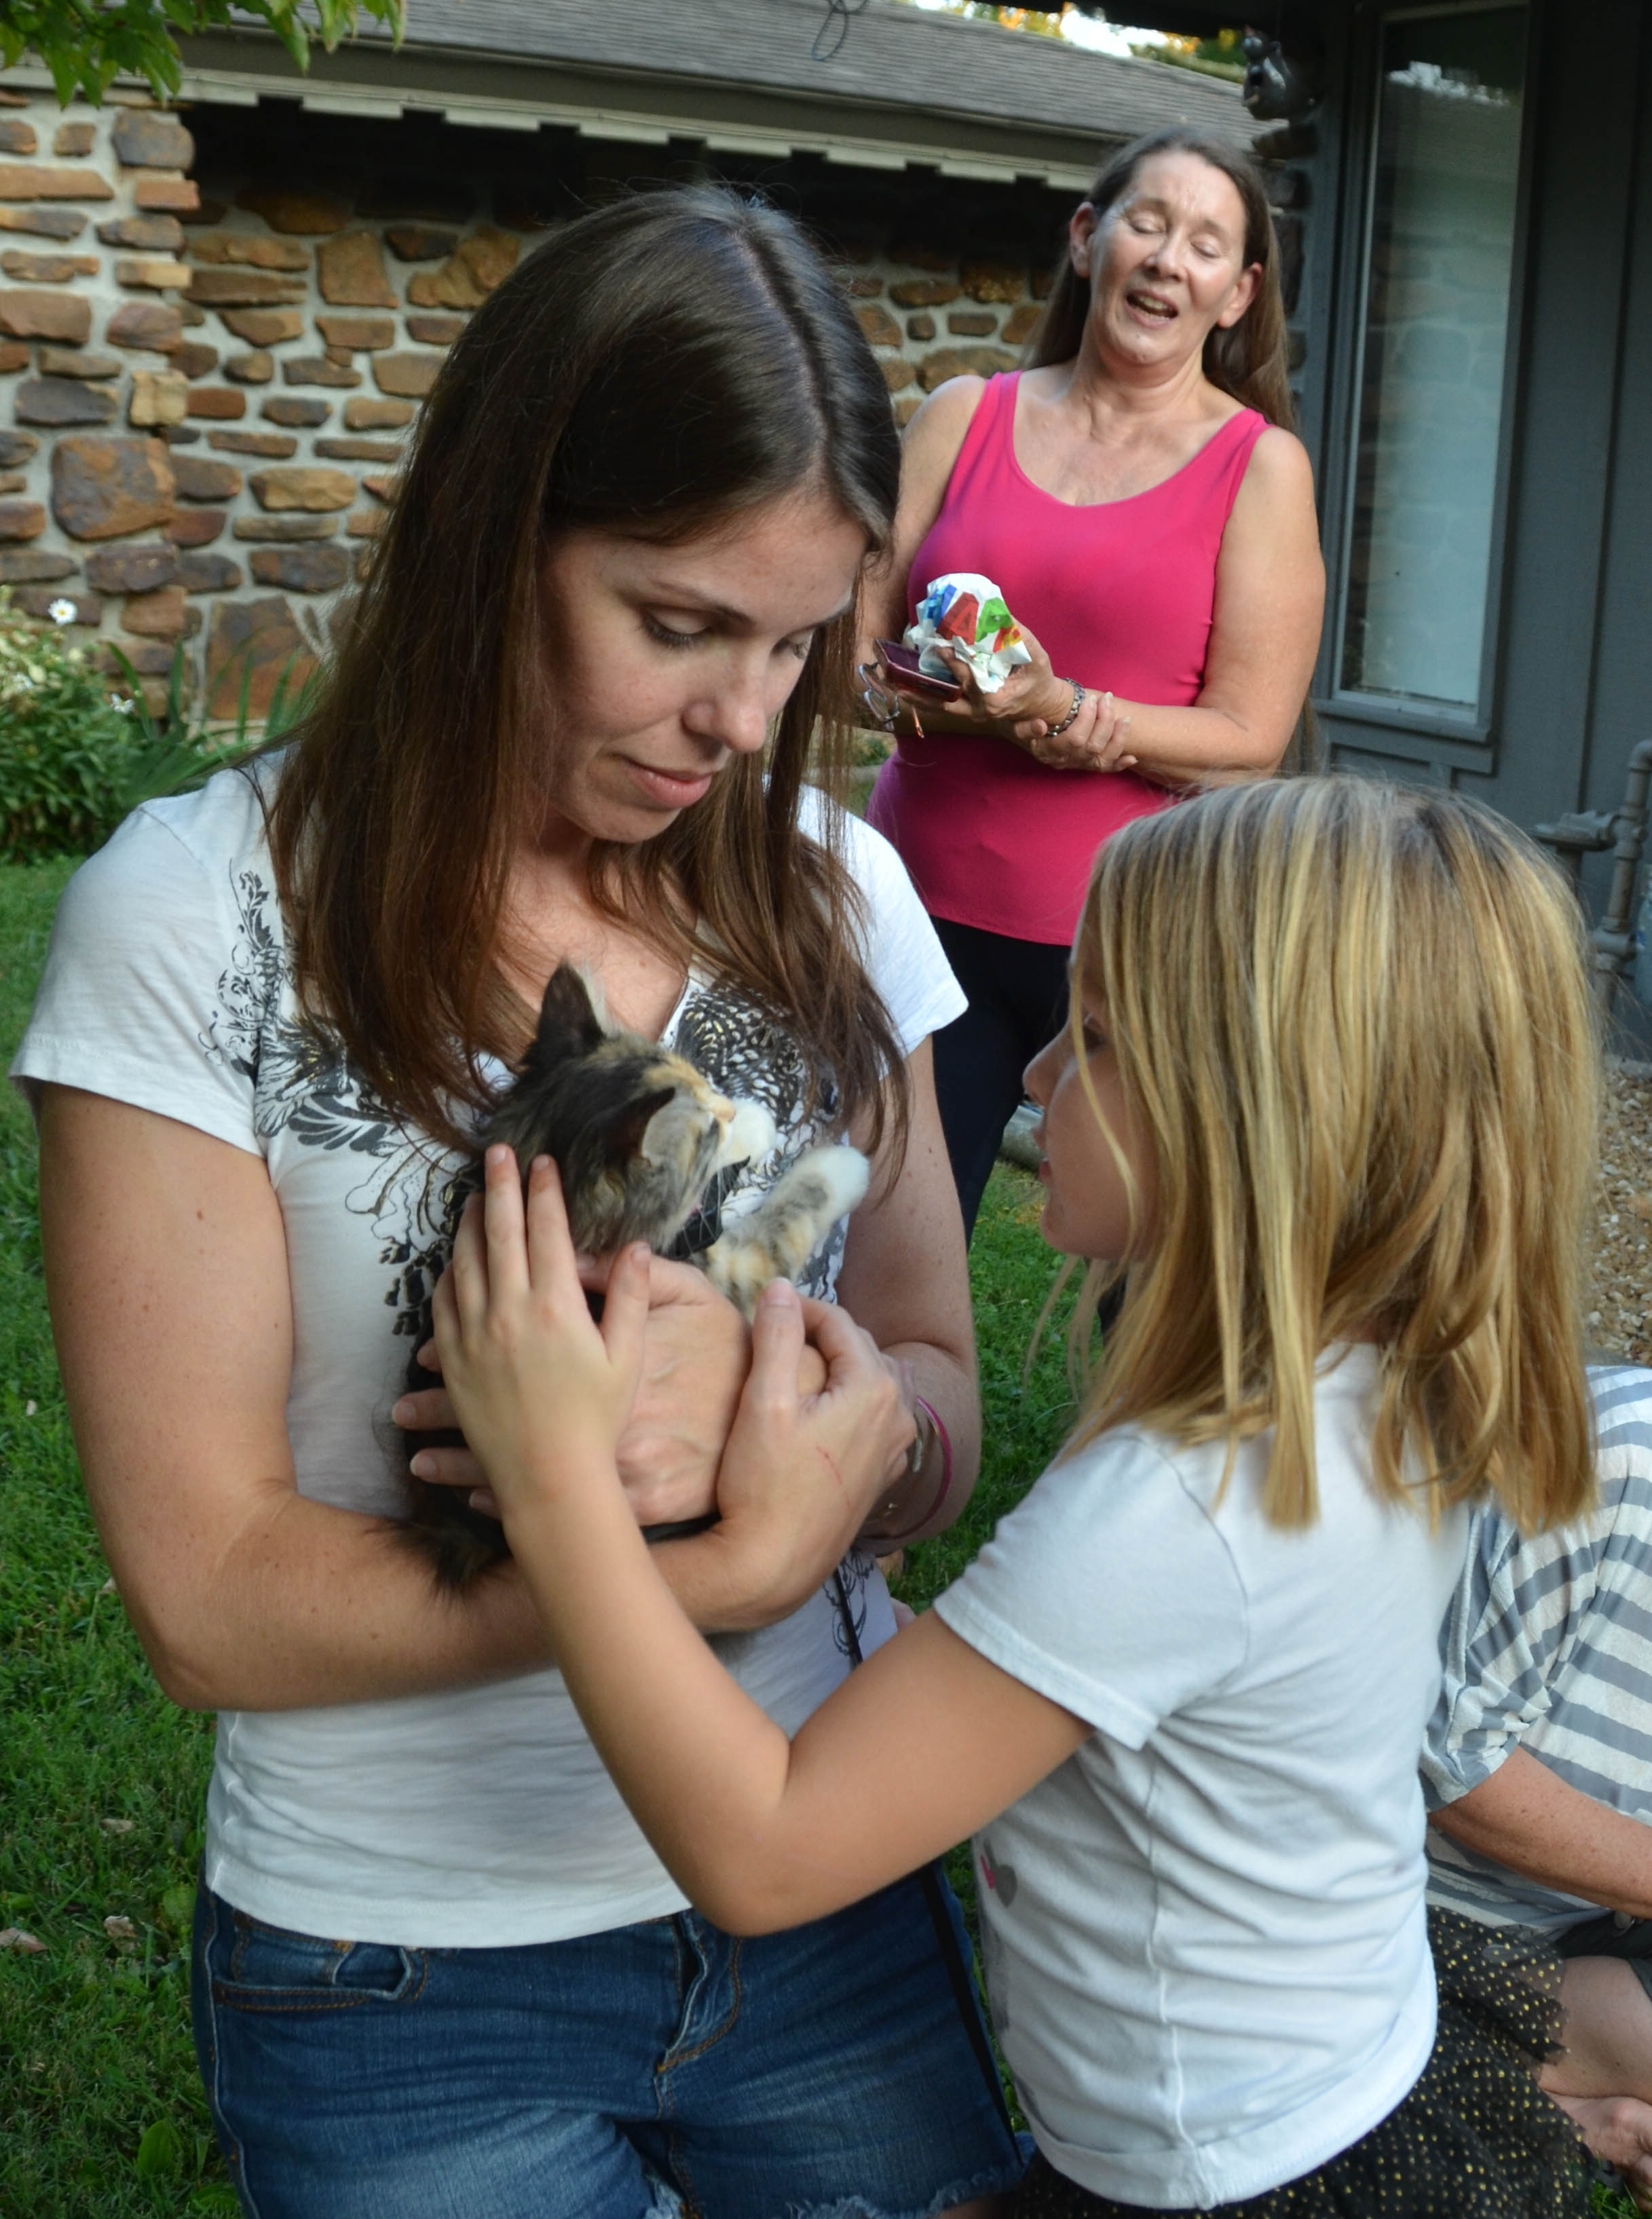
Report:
603,1085,676,1163
528,964,606,1069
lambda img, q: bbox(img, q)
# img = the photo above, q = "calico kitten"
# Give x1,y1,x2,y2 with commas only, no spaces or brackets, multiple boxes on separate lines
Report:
400,963,869,1588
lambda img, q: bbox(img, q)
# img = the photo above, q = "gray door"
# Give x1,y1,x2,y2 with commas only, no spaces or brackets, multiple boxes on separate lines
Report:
1310,0,1651,862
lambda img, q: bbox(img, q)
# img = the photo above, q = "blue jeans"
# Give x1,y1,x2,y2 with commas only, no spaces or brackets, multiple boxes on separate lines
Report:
192,1867,1023,2219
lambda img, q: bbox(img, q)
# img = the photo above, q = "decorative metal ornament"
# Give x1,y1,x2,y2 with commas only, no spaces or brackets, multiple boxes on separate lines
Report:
1241,30,1321,120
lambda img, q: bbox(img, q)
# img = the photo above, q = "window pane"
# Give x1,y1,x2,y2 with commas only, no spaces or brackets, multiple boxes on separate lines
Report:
1340,5,1528,711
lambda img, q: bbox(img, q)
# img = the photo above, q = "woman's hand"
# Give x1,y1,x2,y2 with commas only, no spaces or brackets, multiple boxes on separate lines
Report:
889,620,1138,773
586,1251,823,1526
701,1278,915,1626
396,1252,828,1529
432,1149,649,1527
1013,685,1136,773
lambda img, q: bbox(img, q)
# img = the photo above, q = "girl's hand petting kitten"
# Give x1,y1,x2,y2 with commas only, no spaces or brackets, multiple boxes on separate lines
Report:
433,1147,650,1526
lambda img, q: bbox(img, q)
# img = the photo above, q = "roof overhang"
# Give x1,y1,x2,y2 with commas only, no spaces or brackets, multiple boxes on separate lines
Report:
4,3,1256,197
82,27,1090,192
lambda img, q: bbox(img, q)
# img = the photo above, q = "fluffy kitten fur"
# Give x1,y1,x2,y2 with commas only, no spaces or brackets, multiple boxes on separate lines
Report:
400,963,869,1588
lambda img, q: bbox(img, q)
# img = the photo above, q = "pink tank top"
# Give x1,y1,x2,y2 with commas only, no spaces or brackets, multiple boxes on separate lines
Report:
868,373,1268,944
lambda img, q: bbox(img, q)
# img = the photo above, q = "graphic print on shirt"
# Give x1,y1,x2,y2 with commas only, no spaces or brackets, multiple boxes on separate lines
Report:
202,866,414,1167
979,1838,1019,1908
977,1838,1015,2036
198,862,460,1288
668,985,880,1649
670,984,850,1299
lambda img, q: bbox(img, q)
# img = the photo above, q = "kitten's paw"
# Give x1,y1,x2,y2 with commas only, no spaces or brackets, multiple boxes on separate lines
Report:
789,1144,871,1220
699,1144,871,1316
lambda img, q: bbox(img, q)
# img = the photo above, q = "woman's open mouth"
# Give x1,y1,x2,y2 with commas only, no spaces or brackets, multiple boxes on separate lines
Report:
1124,288,1178,328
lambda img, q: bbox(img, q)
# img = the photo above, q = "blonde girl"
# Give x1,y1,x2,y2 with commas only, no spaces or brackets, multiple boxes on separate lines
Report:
433,778,1598,2219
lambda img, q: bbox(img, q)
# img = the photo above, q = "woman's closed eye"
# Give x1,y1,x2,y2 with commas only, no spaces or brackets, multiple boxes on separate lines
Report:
643,614,814,663
643,612,710,651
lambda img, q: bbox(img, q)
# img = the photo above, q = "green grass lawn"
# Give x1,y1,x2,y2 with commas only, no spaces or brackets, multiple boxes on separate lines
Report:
0,856,1634,2218
0,859,231,2216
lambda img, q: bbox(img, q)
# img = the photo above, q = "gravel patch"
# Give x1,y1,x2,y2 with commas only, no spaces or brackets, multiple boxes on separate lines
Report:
1591,1066,1652,1364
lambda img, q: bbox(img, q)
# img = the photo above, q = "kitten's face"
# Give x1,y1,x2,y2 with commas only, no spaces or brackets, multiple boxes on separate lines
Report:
483,965,776,1253
632,1062,776,1184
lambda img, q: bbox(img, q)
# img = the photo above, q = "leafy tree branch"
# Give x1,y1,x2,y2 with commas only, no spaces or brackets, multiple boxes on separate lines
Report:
1,1,407,108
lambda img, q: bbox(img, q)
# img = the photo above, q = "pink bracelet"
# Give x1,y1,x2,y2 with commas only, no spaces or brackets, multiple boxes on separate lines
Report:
895,1396,952,1539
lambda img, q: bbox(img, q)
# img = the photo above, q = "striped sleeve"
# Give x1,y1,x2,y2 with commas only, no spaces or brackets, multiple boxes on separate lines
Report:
1422,1366,1652,1926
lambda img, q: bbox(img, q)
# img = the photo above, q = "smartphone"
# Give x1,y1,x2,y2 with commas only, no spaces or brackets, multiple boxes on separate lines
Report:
875,638,964,702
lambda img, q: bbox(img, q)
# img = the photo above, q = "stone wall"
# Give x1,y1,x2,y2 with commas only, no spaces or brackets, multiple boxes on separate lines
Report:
839,247,1050,429
0,81,1308,717
1,88,521,710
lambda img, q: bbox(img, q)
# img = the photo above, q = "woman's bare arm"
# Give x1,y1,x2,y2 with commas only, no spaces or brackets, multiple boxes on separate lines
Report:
834,1036,979,1544
39,1087,842,1713
39,1086,547,1711
1429,1747,1652,1922
1118,427,1325,783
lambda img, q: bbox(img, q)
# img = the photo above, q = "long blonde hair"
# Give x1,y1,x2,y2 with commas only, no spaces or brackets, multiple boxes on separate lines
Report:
1066,778,1598,1533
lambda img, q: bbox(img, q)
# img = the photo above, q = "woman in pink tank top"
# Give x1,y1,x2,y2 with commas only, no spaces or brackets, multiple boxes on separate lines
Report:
865,126,1324,1237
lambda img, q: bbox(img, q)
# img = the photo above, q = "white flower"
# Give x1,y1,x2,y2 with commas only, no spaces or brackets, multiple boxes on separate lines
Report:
108,693,135,714
47,598,76,627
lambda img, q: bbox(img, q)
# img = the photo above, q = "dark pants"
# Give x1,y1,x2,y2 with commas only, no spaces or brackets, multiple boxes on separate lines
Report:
931,915,1070,1244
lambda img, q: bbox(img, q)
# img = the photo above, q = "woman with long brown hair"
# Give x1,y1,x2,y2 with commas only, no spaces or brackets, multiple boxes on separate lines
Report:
16,189,1024,2219
863,128,1326,1241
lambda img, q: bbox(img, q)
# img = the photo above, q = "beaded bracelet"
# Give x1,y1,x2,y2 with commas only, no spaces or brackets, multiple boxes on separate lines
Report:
1045,679,1086,740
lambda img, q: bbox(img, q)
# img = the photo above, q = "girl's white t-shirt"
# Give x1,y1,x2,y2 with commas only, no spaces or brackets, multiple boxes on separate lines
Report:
935,1347,1469,2212
12,764,965,1948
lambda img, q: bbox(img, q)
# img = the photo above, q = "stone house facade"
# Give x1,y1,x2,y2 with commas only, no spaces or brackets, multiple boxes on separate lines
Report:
0,5,1275,714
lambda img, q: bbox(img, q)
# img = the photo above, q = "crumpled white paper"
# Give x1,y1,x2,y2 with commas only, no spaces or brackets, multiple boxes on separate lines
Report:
903,572,1032,694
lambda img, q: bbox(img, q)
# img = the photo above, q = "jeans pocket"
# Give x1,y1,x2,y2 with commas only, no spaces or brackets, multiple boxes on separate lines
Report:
215,1911,426,2014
